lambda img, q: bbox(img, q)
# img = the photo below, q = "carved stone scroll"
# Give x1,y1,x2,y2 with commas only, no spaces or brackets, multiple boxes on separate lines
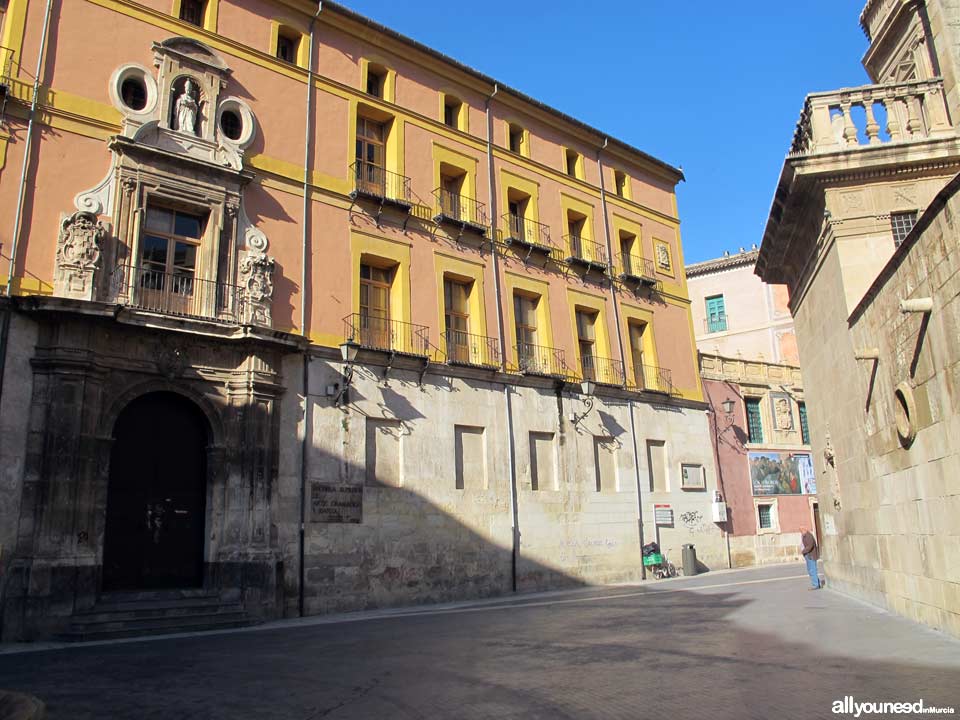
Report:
238,250,275,327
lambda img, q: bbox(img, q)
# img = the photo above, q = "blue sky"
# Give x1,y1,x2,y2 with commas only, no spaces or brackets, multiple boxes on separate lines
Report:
337,0,870,263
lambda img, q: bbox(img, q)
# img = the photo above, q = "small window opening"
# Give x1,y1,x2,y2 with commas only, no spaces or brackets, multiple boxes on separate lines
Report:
276,32,298,64
179,0,205,26
220,109,242,140
444,96,462,129
508,123,524,154
120,77,147,111
367,64,387,98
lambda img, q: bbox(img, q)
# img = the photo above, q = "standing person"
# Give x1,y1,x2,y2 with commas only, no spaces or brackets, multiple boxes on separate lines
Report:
800,525,821,589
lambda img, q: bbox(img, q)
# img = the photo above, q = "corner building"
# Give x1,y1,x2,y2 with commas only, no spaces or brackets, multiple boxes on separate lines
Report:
0,0,722,640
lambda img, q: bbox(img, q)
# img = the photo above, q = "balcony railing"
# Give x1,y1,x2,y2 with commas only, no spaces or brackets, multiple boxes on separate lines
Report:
789,78,953,157
350,161,412,207
581,355,625,386
444,329,501,368
343,313,429,357
704,314,728,334
516,342,566,377
108,265,243,323
633,364,673,395
564,235,608,270
503,214,554,254
618,254,657,285
433,188,487,231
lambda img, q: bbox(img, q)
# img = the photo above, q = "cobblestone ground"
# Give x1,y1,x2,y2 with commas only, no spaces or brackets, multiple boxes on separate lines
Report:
1,564,958,719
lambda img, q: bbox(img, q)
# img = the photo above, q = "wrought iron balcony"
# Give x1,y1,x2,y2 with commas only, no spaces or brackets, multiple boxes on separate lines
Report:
632,364,673,395
704,314,728,334
581,355,625,387
444,329,501,368
789,78,954,157
108,265,244,323
564,235,608,271
350,161,412,208
618,254,657,285
343,313,430,357
432,188,488,234
503,214,554,255
516,342,566,377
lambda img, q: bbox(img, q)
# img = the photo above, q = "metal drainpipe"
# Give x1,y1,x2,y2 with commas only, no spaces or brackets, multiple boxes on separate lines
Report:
298,1,322,619
628,399,647,580
485,84,520,592
6,0,55,296
598,140,644,577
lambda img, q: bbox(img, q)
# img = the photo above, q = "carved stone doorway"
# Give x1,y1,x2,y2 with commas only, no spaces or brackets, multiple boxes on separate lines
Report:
102,392,210,590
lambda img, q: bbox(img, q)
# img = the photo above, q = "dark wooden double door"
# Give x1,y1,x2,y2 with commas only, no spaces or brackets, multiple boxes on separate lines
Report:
102,392,208,591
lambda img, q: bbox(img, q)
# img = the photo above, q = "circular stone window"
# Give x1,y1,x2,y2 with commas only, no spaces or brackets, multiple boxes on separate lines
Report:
894,381,917,448
219,109,243,141
215,98,257,148
120,77,147,111
109,64,158,116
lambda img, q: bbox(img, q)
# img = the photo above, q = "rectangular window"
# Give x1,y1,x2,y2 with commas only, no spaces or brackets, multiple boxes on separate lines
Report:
619,231,636,275
646,440,666,493
454,425,485,490
444,277,471,363
746,397,764,444
614,170,627,197
139,206,204,314
799,401,810,445
355,117,386,194
565,149,580,178
705,294,727,333
757,503,773,530
594,436,616,492
529,431,556,491
891,211,917,247
366,65,386,98
508,123,524,154
507,189,530,240
443,95,462,129
681,463,706,490
365,418,402,487
360,263,392,348
629,321,646,388
179,0,205,26
439,171,465,220
576,309,597,380
514,293,538,352
276,32,298,64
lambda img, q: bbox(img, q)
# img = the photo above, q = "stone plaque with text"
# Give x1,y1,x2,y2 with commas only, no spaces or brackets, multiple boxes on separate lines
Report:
310,482,363,523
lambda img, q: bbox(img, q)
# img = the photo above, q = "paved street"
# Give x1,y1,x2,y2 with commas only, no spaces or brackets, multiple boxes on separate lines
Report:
1,563,958,719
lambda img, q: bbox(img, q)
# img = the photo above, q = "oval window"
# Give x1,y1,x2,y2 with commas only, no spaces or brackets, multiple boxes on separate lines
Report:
120,77,148,111
220,110,242,141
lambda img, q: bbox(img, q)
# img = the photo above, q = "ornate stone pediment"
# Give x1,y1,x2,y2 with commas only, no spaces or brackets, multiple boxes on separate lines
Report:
152,37,231,74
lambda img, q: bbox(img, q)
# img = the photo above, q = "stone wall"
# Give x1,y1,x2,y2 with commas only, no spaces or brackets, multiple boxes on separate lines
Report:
284,354,727,616
841,177,960,638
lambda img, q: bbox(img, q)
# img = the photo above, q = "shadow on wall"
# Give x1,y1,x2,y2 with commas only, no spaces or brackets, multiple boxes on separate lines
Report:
294,437,593,617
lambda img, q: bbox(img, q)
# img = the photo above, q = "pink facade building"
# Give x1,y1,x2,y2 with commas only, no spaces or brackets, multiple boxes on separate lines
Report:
0,0,725,641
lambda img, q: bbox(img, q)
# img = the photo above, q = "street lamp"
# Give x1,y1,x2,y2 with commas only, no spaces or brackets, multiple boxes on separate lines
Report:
721,398,735,415
335,339,361,406
570,378,596,425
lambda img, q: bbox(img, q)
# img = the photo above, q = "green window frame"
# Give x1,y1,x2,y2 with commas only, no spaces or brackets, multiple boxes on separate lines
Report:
705,295,727,333
745,397,763,444
799,402,810,445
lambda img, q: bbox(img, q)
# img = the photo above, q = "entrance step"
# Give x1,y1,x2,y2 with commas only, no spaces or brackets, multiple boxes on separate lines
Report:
58,593,261,642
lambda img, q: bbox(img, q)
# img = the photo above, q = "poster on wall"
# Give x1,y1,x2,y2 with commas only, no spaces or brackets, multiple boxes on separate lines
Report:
749,452,816,495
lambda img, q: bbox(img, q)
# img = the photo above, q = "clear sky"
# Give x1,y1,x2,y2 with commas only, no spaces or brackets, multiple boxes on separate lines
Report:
336,0,871,263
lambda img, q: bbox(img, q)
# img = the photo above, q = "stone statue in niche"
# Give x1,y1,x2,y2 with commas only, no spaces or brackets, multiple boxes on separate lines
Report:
655,241,671,270
54,210,106,301
175,79,199,135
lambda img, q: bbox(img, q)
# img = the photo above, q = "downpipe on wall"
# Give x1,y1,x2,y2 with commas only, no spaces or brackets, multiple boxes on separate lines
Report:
298,1,323,619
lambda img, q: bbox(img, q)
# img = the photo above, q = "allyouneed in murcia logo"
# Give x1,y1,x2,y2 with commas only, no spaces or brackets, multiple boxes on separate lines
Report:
833,697,956,716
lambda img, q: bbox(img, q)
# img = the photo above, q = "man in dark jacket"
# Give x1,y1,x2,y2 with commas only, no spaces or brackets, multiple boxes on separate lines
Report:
800,526,821,589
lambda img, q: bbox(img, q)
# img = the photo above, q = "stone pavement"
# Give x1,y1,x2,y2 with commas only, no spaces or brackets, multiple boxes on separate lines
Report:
1,563,958,719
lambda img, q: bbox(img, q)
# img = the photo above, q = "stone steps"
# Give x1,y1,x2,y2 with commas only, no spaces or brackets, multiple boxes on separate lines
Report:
59,592,260,642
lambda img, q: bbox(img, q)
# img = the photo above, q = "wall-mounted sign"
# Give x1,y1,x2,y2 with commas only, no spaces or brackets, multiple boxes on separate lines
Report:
654,503,673,526
749,452,816,496
310,482,363,523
